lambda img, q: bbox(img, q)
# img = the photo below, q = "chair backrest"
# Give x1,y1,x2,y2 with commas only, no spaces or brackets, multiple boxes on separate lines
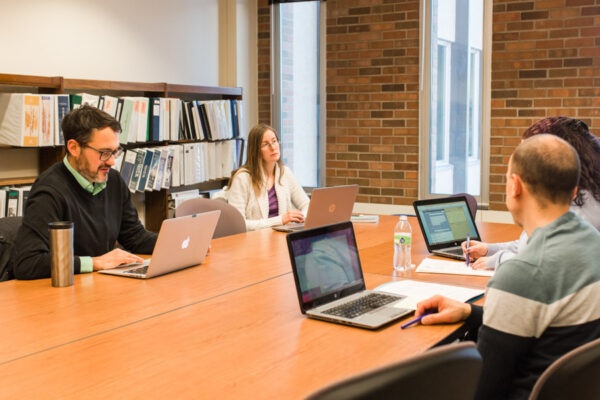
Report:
529,337,600,400
0,216,23,281
175,197,246,239
306,342,482,400
451,193,478,219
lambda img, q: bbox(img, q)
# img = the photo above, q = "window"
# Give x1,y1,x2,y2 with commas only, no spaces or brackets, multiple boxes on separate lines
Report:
420,0,490,201
272,0,325,188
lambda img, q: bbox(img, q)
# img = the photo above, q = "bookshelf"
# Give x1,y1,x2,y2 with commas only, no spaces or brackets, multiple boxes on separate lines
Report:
0,73,243,231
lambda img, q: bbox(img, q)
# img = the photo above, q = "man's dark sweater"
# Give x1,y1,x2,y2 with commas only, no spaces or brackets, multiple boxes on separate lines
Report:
11,162,157,279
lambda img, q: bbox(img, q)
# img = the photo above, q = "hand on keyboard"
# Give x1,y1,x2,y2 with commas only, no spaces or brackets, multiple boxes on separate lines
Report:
92,249,146,271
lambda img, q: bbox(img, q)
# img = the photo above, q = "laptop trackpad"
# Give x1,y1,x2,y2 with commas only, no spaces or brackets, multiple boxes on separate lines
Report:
369,306,411,318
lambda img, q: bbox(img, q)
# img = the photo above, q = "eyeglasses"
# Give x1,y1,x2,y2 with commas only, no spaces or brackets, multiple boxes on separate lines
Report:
260,139,279,149
81,143,124,161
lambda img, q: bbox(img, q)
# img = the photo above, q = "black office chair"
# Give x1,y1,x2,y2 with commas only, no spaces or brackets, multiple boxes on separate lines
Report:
306,342,482,400
452,193,478,219
175,197,246,239
529,337,600,400
0,216,23,281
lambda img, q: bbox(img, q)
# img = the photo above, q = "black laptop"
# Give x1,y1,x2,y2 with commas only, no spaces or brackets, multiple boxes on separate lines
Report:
413,196,482,261
286,221,411,329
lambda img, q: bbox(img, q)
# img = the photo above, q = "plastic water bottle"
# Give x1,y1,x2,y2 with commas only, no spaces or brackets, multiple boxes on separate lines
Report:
394,215,412,271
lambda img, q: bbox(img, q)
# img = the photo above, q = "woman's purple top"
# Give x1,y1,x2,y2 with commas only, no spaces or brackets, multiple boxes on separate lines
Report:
268,186,278,218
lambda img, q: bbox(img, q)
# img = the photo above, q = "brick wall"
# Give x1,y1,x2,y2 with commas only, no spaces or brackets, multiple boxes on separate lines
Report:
326,0,420,205
489,0,600,209
257,0,600,209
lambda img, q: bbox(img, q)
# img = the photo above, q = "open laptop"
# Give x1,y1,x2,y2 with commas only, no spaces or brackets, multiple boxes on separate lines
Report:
286,221,412,329
413,196,481,261
273,184,358,233
99,210,220,279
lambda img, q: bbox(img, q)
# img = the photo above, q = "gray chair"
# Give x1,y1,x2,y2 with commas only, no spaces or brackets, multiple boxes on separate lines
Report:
175,197,246,239
529,337,600,400
306,342,482,400
0,216,23,281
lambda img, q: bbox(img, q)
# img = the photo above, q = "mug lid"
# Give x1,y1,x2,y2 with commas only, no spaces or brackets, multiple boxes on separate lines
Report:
48,221,74,229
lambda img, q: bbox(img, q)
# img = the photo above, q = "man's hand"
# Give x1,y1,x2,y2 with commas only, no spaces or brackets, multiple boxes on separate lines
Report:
471,256,492,270
282,210,305,225
92,249,145,271
415,295,471,325
462,239,488,260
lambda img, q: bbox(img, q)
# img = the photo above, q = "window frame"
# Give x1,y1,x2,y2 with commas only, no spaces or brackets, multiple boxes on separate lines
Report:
418,0,492,205
271,0,326,189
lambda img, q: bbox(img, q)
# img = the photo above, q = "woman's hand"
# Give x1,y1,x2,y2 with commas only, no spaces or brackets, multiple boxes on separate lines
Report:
282,210,305,225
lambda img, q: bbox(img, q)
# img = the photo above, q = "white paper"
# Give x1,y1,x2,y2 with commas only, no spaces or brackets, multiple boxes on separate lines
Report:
416,257,494,277
375,279,484,310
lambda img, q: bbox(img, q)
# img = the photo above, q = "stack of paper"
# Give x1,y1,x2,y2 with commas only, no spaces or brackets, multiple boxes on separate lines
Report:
375,279,485,310
416,257,494,277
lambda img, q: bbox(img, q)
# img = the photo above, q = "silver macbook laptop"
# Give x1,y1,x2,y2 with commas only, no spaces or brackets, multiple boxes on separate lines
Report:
273,184,358,233
413,196,482,261
286,221,412,329
99,210,220,279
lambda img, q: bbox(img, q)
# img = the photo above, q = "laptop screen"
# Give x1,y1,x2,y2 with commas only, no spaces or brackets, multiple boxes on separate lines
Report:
415,200,478,246
288,224,363,308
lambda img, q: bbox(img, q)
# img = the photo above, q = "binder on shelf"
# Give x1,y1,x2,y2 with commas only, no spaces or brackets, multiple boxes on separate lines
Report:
79,93,101,108
162,146,175,189
154,147,169,191
102,95,120,118
0,189,6,217
149,98,161,142
118,98,135,145
54,95,70,146
170,144,182,187
183,143,195,186
15,186,31,216
169,99,181,141
0,93,40,147
5,189,19,217
120,149,138,187
39,95,54,147
69,94,82,110
136,97,149,143
136,149,153,192
145,149,162,191
128,149,145,193
230,99,239,138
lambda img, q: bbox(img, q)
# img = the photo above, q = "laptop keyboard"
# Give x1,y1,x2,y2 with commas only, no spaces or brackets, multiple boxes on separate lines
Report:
126,265,149,275
323,293,400,319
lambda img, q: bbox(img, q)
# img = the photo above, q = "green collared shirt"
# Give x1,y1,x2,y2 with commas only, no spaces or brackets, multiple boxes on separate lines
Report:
63,156,108,273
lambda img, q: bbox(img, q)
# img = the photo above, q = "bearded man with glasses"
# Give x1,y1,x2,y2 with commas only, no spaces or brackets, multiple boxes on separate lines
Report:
11,105,157,280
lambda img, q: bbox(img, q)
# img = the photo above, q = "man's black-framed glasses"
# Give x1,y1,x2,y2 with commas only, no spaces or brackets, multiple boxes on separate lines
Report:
81,143,124,162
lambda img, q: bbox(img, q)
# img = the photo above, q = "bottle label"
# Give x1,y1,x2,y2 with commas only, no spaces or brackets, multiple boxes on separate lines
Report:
394,233,411,245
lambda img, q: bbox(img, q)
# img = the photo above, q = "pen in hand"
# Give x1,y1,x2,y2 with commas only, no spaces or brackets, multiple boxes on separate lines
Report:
401,311,433,329
465,233,470,268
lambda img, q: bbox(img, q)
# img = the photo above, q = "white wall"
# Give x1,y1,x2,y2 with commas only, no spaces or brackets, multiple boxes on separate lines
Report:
0,0,219,85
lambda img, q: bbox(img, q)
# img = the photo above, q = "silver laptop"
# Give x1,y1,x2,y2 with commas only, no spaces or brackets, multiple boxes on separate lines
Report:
286,221,412,329
413,196,482,261
273,184,358,233
99,210,220,279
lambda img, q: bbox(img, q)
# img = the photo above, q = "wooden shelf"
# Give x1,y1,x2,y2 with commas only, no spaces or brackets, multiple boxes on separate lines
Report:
0,177,36,186
0,73,242,230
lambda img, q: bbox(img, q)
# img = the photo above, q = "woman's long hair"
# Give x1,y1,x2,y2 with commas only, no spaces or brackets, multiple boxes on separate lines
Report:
523,116,600,206
228,123,284,195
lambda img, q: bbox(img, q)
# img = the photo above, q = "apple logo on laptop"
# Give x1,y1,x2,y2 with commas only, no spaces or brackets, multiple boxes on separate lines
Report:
328,204,336,213
181,236,191,249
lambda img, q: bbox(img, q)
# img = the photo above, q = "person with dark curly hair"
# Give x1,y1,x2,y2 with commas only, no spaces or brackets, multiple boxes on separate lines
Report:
464,116,600,270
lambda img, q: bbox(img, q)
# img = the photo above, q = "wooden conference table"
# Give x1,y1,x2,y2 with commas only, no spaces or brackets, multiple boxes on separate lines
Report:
0,216,520,398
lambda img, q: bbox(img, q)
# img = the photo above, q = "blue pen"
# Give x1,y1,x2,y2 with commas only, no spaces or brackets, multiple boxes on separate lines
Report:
401,311,432,329
465,233,470,268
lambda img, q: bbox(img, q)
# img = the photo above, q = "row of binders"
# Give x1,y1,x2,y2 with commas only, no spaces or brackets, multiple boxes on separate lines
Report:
115,140,239,194
0,93,244,147
0,186,31,218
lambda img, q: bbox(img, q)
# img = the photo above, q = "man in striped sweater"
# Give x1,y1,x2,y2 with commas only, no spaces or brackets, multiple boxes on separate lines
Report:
416,134,600,399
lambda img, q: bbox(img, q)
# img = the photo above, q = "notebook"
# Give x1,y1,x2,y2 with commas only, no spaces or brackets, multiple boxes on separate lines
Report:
413,196,482,261
273,185,358,233
286,221,412,329
99,210,220,279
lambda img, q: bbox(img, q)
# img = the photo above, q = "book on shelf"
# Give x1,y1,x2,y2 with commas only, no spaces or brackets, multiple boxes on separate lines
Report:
170,145,182,187
145,149,162,191
162,146,175,189
5,189,19,217
102,95,120,119
0,189,5,217
0,93,40,147
169,99,181,141
118,98,135,145
149,98,161,142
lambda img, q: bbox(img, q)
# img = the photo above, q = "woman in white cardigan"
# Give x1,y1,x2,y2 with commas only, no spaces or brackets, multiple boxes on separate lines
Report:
227,123,309,231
